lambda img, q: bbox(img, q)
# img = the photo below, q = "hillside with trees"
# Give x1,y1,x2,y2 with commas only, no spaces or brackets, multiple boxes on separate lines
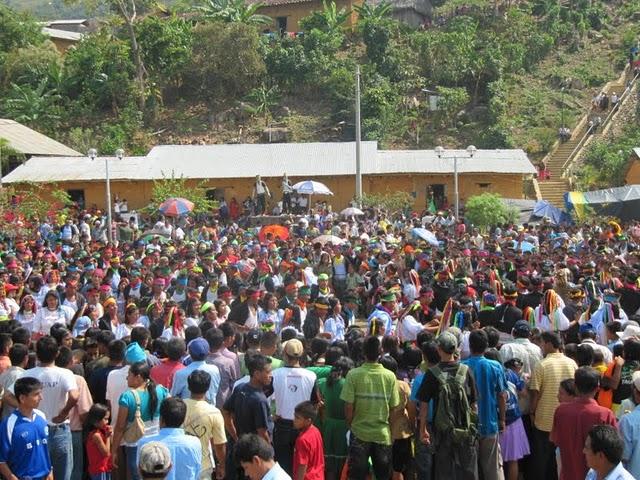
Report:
0,0,638,168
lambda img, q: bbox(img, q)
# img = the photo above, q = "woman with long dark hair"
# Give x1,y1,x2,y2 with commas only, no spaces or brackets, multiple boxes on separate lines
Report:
33,290,73,338
110,361,169,480
317,356,354,480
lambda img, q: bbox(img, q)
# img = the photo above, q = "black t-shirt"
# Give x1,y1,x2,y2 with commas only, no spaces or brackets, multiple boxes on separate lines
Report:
620,287,640,317
223,382,273,436
478,309,496,328
88,365,119,404
517,291,542,311
432,283,453,312
493,303,523,334
416,361,477,412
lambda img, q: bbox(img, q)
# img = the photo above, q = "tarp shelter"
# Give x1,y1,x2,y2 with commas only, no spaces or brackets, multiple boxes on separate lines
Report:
531,200,572,225
565,185,640,221
502,198,536,224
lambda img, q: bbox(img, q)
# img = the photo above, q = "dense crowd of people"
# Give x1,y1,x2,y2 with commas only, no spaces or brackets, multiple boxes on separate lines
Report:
0,202,639,480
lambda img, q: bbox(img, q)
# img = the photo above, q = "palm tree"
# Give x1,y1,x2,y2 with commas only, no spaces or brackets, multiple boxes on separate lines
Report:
193,0,272,25
0,137,24,185
354,0,392,23
303,0,351,33
245,84,281,126
2,79,61,129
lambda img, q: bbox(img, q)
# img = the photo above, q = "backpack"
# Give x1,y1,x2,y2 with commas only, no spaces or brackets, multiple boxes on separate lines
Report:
430,364,478,447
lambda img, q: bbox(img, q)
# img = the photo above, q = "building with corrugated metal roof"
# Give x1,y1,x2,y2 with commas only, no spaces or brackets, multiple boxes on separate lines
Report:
0,119,82,181
2,141,536,211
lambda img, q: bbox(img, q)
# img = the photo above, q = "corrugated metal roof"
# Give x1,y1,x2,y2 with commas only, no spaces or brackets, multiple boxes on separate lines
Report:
46,20,89,25
0,120,82,157
3,156,147,183
375,149,536,174
146,142,379,178
2,142,535,184
42,27,83,41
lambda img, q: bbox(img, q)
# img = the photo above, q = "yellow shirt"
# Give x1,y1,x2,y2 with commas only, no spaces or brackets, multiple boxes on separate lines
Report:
529,352,577,432
183,398,227,471
390,380,413,440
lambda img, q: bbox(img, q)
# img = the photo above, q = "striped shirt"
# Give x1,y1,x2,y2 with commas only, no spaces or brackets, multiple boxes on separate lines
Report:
529,352,577,432
340,362,400,445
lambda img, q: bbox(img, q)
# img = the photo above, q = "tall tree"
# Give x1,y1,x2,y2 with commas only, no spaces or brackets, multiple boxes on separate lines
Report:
66,0,151,109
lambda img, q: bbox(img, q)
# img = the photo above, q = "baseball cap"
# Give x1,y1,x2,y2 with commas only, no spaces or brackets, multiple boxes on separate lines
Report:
512,320,531,337
318,273,329,281
579,323,596,335
138,441,172,478
436,331,458,354
284,338,304,357
188,337,210,360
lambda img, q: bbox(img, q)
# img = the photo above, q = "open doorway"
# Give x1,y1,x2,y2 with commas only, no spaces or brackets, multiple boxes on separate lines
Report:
67,189,85,209
426,184,445,210
276,16,287,35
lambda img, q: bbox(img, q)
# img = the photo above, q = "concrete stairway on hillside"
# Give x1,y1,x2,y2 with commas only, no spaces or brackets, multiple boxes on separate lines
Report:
537,74,628,208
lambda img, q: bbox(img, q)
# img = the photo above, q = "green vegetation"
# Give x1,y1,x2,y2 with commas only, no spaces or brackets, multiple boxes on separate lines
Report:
0,0,636,160
578,123,640,189
466,193,518,229
146,174,216,214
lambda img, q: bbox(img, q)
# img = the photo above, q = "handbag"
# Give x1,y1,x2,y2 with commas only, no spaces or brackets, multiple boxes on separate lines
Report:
123,389,145,444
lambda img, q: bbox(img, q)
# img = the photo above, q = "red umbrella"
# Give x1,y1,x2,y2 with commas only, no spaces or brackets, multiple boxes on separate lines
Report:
259,224,290,243
158,198,194,217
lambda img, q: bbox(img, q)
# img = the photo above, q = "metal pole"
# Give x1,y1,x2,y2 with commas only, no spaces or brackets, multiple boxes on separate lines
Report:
355,65,362,205
454,155,459,220
561,87,565,129
105,157,112,243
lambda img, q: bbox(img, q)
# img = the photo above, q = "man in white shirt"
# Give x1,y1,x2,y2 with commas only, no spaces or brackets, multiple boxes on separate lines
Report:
12,336,79,480
253,175,271,215
270,339,316,476
499,321,543,378
281,174,293,214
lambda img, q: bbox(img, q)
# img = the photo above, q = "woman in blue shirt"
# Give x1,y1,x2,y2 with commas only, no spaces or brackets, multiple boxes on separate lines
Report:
111,362,169,480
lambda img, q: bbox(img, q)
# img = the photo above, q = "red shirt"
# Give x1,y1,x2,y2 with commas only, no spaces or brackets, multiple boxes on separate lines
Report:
293,425,325,480
550,397,617,480
150,359,185,390
85,427,112,474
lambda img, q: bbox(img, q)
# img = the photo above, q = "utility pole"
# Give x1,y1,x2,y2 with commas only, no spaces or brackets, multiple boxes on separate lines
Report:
355,65,362,206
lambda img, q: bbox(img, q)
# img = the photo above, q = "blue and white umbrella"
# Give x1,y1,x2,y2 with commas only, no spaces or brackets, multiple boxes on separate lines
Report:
292,180,333,195
411,228,439,246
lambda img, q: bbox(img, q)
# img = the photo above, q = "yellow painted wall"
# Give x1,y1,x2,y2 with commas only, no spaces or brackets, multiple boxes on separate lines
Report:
626,159,640,185
49,37,77,54
18,173,526,213
259,0,361,32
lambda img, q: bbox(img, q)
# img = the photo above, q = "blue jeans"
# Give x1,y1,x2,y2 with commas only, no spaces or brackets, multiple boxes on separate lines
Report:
71,430,84,480
90,474,111,480
415,425,434,480
48,423,73,480
126,445,141,480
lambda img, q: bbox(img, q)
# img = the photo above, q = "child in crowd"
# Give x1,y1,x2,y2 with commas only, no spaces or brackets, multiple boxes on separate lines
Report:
293,401,325,480
85,403,113,480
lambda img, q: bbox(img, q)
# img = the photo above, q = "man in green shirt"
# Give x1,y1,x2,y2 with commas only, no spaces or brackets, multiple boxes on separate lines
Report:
341,335,400,480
